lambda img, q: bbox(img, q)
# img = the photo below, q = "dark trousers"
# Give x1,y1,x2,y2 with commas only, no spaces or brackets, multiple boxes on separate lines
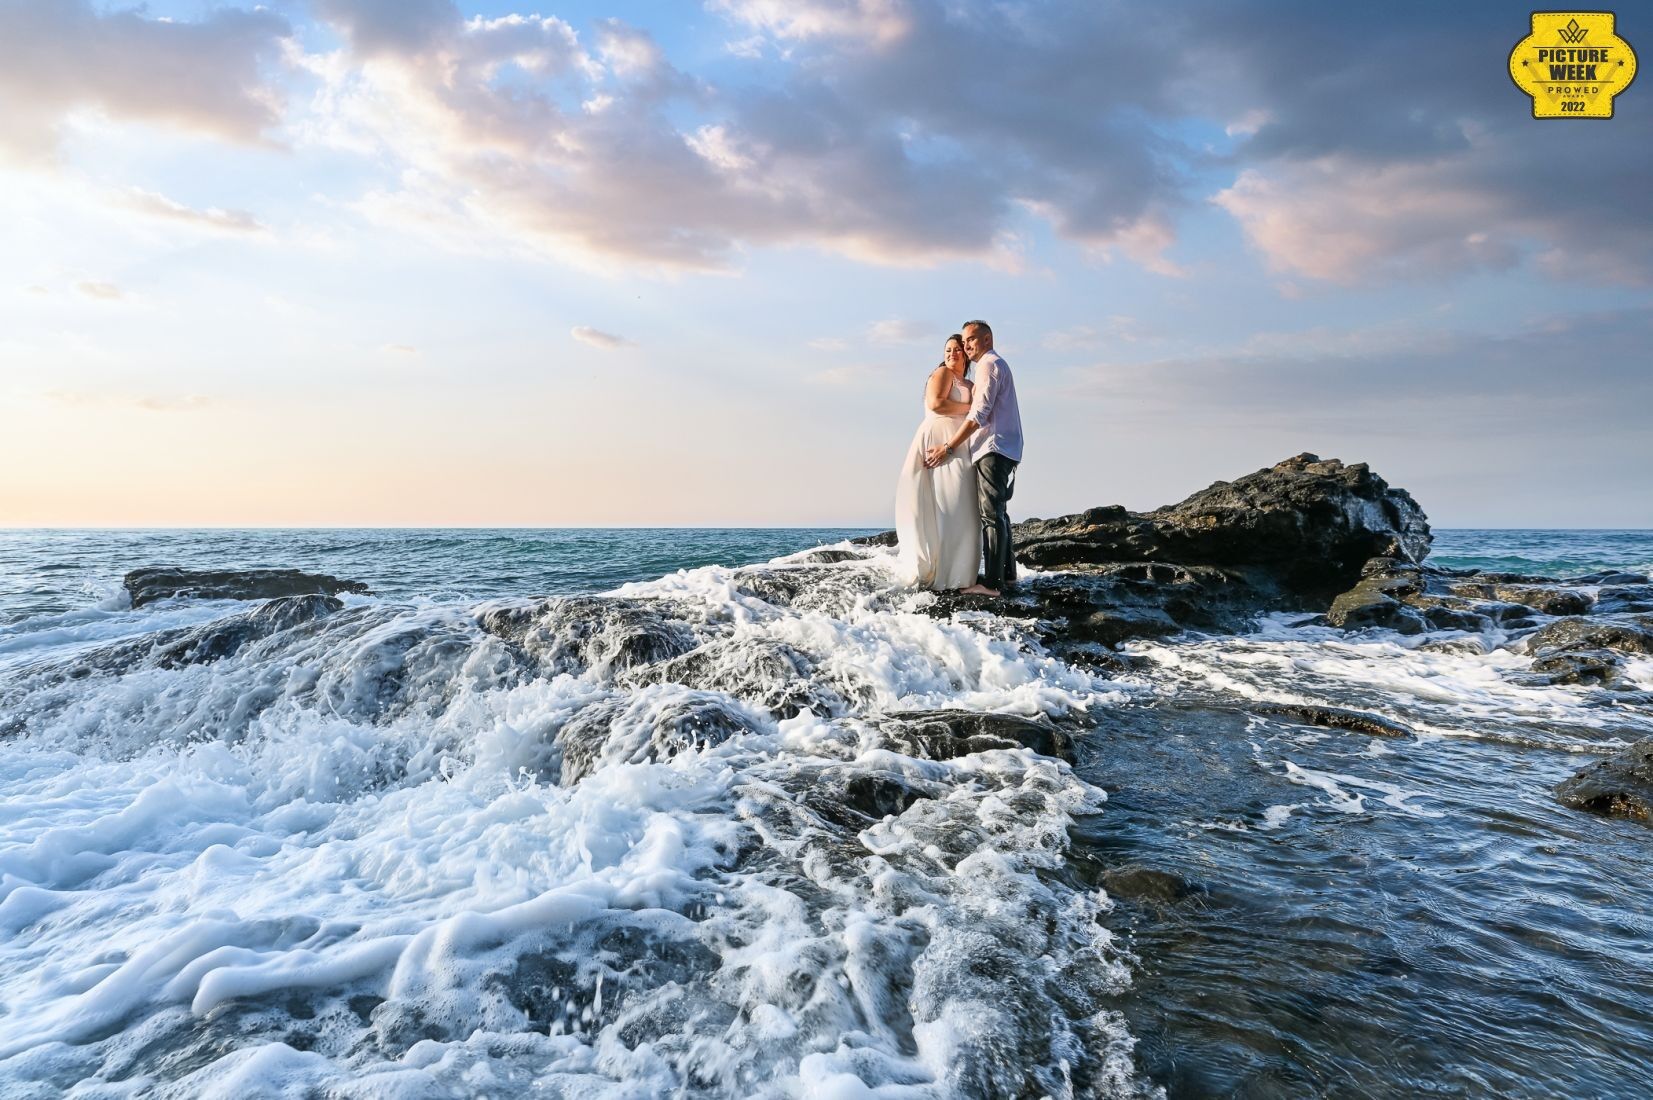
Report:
976,452,1018,590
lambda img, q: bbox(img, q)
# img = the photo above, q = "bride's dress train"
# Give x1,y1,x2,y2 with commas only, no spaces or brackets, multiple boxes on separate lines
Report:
895,375,980,589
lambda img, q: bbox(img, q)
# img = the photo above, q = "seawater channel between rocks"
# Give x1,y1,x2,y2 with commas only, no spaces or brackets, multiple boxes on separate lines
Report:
1,525,1651,1097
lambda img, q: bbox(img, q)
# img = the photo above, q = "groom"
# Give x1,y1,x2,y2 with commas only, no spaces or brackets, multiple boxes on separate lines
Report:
924,319,1023,596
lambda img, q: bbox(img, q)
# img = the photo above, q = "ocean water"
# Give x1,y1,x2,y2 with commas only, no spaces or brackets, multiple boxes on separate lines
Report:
0,528,1650,1097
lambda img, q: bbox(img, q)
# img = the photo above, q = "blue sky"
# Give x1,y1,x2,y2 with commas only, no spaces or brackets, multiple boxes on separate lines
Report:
1,0,1649,527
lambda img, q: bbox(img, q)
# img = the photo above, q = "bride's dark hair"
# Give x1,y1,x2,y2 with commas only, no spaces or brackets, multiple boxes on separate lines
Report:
940,333,967,375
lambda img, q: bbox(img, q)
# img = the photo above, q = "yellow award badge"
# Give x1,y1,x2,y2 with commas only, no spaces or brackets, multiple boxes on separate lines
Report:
1510,12,1637,118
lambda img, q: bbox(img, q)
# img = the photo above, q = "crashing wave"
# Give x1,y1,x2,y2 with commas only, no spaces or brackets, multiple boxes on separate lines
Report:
0,549,1151,1097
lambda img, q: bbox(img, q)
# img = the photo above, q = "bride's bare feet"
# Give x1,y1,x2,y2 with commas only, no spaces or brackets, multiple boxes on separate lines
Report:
959,583,1000,597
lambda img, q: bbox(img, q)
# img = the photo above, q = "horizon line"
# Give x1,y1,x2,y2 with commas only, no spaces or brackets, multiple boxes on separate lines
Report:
3,524,1652,533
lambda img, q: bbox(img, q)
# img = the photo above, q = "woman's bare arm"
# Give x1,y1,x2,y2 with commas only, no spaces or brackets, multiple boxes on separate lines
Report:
925,368,973,415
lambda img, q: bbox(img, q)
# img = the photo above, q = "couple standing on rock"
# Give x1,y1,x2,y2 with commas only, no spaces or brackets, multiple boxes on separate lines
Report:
894,319,1024,597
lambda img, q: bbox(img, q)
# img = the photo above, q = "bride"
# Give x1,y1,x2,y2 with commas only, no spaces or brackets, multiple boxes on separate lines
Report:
895,334,980,589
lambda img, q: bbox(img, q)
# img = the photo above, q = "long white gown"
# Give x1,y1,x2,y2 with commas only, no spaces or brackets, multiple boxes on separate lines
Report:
895,371,981,589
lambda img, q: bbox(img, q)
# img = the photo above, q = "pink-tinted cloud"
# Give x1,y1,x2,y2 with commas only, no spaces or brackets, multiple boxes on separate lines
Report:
0,0,290,160
303,0,1192,272
124,189,266,234
571,326,635,350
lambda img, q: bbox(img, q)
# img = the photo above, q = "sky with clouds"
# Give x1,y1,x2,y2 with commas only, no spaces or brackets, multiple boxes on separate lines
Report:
2,0,1649,527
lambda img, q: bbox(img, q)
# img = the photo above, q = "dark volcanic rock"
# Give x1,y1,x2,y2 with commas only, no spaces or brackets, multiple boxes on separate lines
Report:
1576,570,1650,586
1593,585,1653,615
856,454,1439,644
1326,559,1428,633
13,593,347,689
793,548,866,564
1447,582,1591,617
151,594,344,669
634,639,853,719
1253,703,1414,739
1014,454,1431,602
1556,739,1653,822
125,567,369,608
556,694,760,784
841,774,927,819
1417,604,1496,633
1101,865,1205,907
733,564,889,616
1319,556,1628,639
799,769,939,832
1530,648,1624,686
919,562,1275,648
880,710,1075,762
1524,616,1653,657
479,596,696,677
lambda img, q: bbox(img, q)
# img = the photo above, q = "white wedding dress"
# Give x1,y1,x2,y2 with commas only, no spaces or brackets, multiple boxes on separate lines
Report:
895,371,980,589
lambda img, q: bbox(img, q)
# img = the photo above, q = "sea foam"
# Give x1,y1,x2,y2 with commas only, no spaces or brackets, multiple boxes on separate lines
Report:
0,549,1144,1097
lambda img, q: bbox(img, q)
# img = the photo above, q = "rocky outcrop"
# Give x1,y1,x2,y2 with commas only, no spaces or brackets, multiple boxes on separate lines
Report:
125,567,369,608
1556,739,1653,823
1525,615,1653,656
1013,453,1431,601
853,454,1435,647
1322,558,1641,641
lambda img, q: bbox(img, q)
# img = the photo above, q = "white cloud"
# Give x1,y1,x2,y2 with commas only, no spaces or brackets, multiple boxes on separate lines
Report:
571,325,635,350
9,0,1644,288
294,1,1192,272
124,189,266,234
76,281,122,300
1223,109,1272,138
710,0,913,47
865,318,930,344
0,0,289,161
1213,160,1524,284
724,35,767,59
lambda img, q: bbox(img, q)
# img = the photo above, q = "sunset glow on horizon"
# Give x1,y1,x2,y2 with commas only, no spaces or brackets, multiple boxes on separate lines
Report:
3,0,1650,528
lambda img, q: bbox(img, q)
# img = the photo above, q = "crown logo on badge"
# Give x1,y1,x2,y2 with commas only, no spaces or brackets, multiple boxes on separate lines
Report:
1509,12,1638,119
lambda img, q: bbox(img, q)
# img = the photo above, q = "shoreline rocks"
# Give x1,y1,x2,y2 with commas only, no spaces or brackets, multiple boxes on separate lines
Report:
1557,739,1653,823
860,453,1436,647
114,456,1648,829
125,567,370,608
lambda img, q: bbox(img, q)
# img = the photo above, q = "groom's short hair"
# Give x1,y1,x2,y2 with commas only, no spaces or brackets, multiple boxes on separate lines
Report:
962,319,992,338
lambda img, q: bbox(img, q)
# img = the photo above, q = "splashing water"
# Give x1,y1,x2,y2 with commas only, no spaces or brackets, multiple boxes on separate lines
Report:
0,536,1148,1097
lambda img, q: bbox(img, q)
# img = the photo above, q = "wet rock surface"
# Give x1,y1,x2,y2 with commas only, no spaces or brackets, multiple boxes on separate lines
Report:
124,567,369,607
859,454,1435,647
1251,703,1415,739
1525,615,1653,656
878,709,1077,763
1557,739,1653,822
556,693,763,785
479,596,697,677
20,468,1653,1097
1013,453,1430,597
